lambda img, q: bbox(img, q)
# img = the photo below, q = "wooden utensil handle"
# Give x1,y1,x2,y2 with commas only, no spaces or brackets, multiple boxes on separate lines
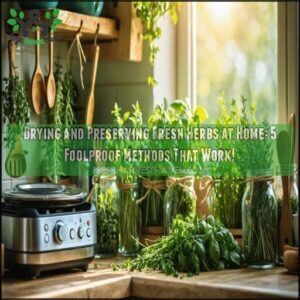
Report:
8,40,16,77
49,30,54,72
279,175,293,255
85,45,100,125
90,45,100,92
35,27,40,67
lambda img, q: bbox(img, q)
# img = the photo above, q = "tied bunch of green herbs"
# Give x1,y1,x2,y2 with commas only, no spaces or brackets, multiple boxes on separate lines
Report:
115,214,243,276
44,63,77,183
133,2,181,86
112,102,142,256
242,180,277,266
208,95,259,229
2,73,30,150
95,186,119,256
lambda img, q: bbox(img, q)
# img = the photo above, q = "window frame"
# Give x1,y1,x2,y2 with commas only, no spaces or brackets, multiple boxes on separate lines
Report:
176,2,299,126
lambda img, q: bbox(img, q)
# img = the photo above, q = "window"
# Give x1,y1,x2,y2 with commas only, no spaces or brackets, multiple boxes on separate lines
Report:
196,2,277,122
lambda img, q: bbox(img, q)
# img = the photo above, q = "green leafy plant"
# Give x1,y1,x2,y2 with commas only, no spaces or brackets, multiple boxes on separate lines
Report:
111,102,141,256
114,214,243,276
208,95,259,229
2,72,30,150
95,185,119,256
44,63,77,183
133,2,181,86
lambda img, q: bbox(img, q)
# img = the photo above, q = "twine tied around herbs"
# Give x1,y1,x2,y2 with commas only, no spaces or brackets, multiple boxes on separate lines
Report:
67,23,86,90
117,182,136,190
86,175,117,203
136,177,167,205
166,176,196,197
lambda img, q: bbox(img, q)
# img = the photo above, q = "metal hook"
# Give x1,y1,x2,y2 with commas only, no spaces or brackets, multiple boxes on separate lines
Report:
77,20,84,36
94,23,100,46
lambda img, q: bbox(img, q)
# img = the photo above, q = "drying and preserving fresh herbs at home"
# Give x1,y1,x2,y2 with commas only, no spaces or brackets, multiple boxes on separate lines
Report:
114,214,243,276
164,176,196,234
93,170,119,257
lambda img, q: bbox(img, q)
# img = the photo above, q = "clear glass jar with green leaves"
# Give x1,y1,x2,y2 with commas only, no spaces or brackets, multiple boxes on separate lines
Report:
139,176,166,227
118,177,141,256
164,175,196,235
92,168,119,258
242,176,278,269
208,178,245,229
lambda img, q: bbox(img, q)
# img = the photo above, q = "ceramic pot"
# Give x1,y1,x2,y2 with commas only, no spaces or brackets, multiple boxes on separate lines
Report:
19,1,58,10
283,245,299,274
58,1,103,16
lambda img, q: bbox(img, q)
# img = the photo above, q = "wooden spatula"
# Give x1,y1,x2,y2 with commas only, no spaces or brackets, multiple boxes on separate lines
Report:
85,45,100,125
31,27,45,115
46,30,56,108
277,129,293,256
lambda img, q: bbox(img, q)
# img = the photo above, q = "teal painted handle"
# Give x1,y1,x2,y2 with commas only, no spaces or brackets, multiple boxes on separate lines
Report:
94,1,103,16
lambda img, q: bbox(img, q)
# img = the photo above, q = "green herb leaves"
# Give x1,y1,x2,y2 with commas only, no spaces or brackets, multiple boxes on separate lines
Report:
133,2,181,86
115,214,244,276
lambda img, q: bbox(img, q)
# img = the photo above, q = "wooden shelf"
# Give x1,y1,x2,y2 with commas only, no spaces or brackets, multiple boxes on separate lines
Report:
55,9,119,42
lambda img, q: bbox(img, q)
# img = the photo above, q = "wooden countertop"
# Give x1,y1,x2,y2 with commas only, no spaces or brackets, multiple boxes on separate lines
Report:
2,257,299,299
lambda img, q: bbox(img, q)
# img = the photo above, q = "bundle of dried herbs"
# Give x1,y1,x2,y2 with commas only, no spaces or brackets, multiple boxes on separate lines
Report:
44,63,77,182
2,73,30,149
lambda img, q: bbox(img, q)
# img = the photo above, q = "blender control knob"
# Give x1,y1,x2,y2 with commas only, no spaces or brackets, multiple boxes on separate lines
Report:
54,221,67,244
78,226,84,239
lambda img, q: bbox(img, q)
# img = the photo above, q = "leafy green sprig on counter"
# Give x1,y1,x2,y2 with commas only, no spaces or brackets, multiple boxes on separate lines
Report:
114,214,243,276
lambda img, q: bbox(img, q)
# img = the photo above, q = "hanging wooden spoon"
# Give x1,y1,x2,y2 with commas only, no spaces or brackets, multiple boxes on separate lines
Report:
31,27,45,115
46,30,56,108
85,45,100,124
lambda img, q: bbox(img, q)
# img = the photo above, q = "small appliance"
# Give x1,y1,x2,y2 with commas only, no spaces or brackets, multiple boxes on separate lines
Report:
1,183,96,278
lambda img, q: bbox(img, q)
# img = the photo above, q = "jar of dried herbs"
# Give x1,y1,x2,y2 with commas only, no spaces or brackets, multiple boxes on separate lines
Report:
208,178,245,229
118,178,140,256
92,168,119,258
164,176,196,235
242,176,278,268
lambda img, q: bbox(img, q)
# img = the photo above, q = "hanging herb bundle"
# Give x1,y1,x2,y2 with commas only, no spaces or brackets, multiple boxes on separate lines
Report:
133,2,181,86
44,63,77,183
2,71,30,150
114,214,243,276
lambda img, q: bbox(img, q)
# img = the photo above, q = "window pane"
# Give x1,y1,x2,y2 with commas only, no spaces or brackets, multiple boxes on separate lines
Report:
197,2,277,122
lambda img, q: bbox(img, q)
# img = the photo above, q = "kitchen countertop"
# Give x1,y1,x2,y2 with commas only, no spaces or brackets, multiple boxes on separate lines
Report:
2,257,299,299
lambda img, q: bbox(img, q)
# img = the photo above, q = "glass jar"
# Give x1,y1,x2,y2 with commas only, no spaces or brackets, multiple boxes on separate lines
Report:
139,176,166,227
92,168,119,258
242,177,278,268
118,178,140,256
164,176,196,235
208,178,245,229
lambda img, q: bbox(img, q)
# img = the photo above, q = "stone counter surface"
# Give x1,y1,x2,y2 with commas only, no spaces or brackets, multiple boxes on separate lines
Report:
2,257,299,299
